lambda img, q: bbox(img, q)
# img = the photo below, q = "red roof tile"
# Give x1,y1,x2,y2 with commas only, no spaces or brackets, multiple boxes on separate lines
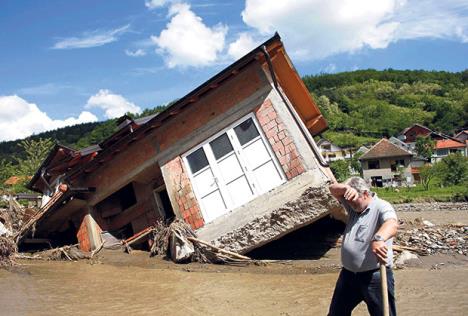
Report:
435,139,466,149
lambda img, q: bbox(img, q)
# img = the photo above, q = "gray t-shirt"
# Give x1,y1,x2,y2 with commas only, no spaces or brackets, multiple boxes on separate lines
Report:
341,194,397,272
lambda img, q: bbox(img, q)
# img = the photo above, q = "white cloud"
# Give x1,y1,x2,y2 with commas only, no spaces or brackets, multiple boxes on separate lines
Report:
125,49,147,57
151,3,228,68
393,0,468,43
227,33,259,60
0,95,98,142
145,0,170,10
52,24,130,49
86,89,142,119
240,0,468,60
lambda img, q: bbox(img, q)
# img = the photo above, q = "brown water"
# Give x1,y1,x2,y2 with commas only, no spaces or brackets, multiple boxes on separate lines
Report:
1,259,467,316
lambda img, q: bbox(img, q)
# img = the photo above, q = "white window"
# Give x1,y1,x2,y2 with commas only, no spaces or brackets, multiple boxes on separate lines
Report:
183,114,285,223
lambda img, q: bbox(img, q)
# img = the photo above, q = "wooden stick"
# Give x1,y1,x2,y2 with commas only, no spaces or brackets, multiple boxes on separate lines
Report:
124,227,154,246
187,237,251,260
393,244,424,254
90,242,104,258
380,264,390,316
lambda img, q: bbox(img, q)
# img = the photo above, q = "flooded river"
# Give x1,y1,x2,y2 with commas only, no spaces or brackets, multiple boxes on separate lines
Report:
1,258,467,316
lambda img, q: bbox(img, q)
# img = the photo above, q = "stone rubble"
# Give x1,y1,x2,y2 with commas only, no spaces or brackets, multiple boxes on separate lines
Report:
397,219,467,256
395,202,468,212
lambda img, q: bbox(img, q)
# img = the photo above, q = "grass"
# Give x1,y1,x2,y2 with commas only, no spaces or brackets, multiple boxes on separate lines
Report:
374,184,468,204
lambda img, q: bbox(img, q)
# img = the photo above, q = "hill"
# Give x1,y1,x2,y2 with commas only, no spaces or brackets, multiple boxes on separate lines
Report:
303,69,468,147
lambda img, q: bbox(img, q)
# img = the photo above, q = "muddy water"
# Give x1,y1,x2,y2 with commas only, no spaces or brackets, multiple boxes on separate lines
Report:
1,260,467,316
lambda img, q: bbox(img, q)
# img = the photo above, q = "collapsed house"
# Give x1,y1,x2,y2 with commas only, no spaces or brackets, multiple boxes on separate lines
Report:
24,34,344,255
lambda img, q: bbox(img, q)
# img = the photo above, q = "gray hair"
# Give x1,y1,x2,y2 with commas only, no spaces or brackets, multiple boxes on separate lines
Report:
344,177,370,195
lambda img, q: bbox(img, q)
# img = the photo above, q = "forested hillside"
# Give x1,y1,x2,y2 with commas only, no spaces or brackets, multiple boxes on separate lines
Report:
304,69,468,147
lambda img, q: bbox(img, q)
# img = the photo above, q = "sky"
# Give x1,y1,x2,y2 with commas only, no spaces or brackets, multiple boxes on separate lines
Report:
0,0,467,142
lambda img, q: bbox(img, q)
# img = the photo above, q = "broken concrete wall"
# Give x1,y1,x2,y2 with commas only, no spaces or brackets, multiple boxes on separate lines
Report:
197,171,344,254
214,186,341,254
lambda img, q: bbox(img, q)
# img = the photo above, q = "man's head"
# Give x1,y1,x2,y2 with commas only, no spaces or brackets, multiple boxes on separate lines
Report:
344,177,373,212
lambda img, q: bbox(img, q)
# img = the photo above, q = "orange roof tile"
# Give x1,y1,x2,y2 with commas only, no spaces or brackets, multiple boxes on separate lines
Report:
435,139,466,149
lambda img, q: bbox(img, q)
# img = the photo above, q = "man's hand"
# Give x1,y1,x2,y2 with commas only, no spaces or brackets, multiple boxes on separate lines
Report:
371,241,388,264
343,186,359,202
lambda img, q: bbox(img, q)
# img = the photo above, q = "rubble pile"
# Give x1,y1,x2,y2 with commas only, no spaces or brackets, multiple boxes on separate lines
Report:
150,219,251,264
397,221,467,256
395,202,468,212
17,245,89,261
0,236,16,267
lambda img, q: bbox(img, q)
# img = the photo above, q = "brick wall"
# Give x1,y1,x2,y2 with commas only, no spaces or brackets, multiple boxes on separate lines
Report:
255,99,305,180
165,157,204,230
76,214,91,252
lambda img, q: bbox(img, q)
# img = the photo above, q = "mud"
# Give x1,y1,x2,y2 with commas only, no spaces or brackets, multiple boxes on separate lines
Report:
0,210,466,316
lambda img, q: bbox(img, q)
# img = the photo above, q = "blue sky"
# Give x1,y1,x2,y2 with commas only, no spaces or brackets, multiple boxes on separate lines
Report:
0,0,467,141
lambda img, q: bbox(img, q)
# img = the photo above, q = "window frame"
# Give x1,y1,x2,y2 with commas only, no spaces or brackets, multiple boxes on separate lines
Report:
182,113,286,221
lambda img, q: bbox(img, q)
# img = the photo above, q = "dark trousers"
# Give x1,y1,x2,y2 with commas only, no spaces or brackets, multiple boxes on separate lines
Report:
328,267,396,316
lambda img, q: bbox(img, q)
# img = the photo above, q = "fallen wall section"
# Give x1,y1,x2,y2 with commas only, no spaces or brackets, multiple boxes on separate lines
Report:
200,180,344,254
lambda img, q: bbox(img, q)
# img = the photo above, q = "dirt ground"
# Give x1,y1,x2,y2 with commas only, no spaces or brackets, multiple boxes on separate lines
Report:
1,209,467,315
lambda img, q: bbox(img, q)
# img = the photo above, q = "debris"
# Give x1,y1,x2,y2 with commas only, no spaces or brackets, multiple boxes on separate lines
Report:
422,220,435,227
0,236,16,267
0,221,12,237
123,226,154,248
17,245,89,261
395,250,421,267
149,219,252,264
396,222,467,256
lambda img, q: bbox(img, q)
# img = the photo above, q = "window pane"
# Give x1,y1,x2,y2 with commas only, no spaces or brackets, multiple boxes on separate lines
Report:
210,133,233,160
187,148,209,174
234,118,260,146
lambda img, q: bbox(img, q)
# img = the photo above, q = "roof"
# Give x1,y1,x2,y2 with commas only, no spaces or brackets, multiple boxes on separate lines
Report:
455,130,468,138
4,176,28,185
400,123,432,135
359,138,413,161
64,33,327,181
435,139,466,149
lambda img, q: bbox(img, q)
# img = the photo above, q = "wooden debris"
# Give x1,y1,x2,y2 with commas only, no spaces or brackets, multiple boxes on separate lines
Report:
0,236,17,267
149,219,252,264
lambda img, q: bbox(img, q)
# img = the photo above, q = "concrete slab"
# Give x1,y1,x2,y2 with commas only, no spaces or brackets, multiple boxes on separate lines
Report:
196,171,345,254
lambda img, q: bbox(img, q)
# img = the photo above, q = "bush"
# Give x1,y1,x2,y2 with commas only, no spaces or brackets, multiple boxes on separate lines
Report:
433,153,468,186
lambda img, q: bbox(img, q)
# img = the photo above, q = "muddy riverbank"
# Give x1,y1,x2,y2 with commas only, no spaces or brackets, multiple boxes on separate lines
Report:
1,209,467,316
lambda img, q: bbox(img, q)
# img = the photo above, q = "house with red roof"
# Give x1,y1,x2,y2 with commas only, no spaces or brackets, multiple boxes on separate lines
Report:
433,138,467,162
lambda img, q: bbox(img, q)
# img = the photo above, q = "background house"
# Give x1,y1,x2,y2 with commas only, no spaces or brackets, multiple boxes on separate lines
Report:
455,130,468,142
359,138,421,187
433,139,467,162
316,139,352,162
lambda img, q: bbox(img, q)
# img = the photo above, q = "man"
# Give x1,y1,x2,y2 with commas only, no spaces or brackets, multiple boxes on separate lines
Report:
328,177,398,316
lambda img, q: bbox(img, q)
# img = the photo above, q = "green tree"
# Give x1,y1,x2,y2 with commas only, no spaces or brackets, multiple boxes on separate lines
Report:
419,164,435,190
329,160,351,182
0,159,15,192
433,153,468,186
415,136,435,161
15,138,54,177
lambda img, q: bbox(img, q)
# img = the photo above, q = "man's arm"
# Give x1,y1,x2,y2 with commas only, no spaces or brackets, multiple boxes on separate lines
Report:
329,183,359,202
371,218,399,264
